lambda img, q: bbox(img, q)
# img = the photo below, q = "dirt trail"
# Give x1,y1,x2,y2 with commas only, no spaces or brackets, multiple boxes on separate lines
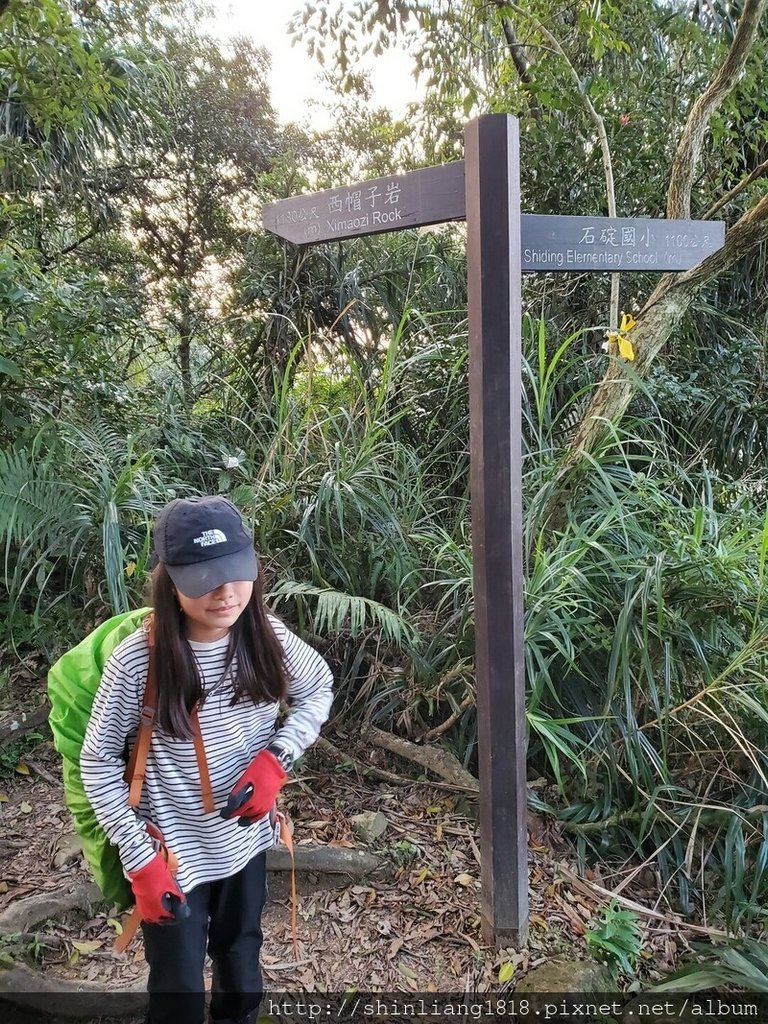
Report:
0,723,685,1021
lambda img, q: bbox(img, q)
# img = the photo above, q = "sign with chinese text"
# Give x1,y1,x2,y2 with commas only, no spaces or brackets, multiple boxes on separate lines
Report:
263,162,724,273
262,163,466,245
522,214,724,272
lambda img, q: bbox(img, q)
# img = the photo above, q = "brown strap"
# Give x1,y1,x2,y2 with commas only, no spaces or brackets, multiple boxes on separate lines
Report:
190,703,215,813
115,822,179,953
114,906,141,953
123,616,214,812
278,812,300,960
124,617,156,809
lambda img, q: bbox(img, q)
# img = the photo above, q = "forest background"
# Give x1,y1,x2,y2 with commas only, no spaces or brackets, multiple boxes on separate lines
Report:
2,0,768,942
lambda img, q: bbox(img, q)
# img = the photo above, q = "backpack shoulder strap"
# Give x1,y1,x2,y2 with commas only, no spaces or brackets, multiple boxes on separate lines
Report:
190,704,215,813
123,614,215,814
124,616,156,808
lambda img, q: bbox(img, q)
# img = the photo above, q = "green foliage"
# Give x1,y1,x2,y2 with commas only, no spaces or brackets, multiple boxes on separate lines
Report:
649,319,768,476
3,0,768,943
389,839,422,866
1,0,171,219
291,0,768,332
0,422,166,617
0,246,155,444
270,581,417,647
121,27,284,398
585,902,643,976
0,732,45,779
518,323,768,925
654,939,768,993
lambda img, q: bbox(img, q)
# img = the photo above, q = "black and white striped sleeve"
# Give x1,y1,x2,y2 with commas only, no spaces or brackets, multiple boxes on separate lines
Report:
80,651,156,874
269,620,333,762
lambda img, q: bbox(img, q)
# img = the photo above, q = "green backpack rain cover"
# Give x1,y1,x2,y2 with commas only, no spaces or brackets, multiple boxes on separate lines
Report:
47,607,151,910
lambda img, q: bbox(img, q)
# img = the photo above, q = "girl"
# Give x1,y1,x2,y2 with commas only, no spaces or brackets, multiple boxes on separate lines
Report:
81,496,334,1024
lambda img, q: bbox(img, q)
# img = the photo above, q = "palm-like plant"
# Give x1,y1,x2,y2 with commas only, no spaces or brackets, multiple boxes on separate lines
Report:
654,938,768,992
0,421,167,618
1,0,171,198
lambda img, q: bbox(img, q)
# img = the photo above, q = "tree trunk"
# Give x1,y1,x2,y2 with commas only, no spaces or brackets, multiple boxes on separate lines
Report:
0,706,49,748
666,0,767,220
365,725,480,791
178,303,192,401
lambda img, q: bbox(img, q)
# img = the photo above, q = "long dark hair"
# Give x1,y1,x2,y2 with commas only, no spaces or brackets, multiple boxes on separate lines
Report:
150,564,288,739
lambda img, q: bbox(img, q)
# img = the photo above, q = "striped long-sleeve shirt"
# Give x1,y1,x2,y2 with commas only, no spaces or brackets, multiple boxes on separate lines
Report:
80,615,333,894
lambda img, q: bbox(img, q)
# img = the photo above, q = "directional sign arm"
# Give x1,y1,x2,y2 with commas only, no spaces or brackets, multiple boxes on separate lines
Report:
263,169,724,271
262,163,466,245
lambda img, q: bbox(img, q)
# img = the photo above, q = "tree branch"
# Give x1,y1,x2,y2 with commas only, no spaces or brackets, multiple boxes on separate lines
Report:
422,693,475,742
499,17,531,85
702,158,768,220
504,1,619,328
43,227,100,266
496,12,541,121
365,725,479,792
666,0,767,219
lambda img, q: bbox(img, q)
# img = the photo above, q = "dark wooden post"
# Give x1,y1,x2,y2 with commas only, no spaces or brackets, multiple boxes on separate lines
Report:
465,113,528,946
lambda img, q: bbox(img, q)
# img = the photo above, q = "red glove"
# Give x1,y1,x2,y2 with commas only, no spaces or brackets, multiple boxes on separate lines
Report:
220,749,286,827
128,853,188,925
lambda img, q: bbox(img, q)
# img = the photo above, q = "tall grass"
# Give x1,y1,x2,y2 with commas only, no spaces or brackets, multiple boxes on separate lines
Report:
2,313,768,928
258,330,768,934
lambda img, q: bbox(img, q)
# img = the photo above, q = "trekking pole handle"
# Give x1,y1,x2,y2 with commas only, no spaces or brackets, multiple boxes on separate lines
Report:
220,781,254,819
160,892,190,923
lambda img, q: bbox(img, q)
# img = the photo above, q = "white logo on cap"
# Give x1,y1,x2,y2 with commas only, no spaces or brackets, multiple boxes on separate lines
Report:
193,529,228,547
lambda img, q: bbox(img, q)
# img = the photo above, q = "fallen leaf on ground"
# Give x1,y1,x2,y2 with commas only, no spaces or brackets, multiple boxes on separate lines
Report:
71,940,102,953
498,961,515,983
398,963,419,980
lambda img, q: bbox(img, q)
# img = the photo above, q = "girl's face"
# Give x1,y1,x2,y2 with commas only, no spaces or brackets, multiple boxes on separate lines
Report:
175,579,254,642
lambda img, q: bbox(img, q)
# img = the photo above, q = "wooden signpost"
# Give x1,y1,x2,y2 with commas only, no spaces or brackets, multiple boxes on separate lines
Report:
263,113,725,947
262,157,723,272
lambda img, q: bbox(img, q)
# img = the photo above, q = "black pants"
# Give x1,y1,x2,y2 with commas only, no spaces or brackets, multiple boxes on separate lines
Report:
141,851,267,1024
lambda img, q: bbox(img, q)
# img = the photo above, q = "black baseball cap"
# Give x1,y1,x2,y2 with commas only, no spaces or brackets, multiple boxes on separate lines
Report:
153,496,259,598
